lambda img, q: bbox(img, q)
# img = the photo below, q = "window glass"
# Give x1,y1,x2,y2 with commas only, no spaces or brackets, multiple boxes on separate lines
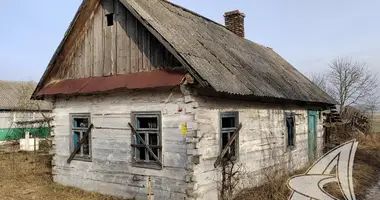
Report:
74,131,80,149
73,118,89,128
132,112,162,168
71,114,91,161
137,117,158,129
220,112,239,159
222,117,236,128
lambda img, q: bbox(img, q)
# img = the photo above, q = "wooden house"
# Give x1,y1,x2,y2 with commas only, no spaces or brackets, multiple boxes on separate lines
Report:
32,0,336,199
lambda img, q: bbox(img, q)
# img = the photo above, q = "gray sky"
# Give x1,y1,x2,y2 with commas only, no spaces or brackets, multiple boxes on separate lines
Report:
0,0,379,81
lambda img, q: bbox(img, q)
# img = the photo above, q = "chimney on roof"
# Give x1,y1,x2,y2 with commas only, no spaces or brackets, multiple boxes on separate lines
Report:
224,10,245,37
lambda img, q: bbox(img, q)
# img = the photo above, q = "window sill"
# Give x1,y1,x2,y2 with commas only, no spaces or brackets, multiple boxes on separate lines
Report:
287,146,296,151
72,156,92,162
221,156,239,163
133,161,162,170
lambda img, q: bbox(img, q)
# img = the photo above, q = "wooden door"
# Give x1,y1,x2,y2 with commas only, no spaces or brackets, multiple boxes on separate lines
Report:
308,111,318,162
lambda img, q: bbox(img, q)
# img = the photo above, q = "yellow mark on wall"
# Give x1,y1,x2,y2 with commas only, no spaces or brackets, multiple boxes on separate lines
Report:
181,123,188,136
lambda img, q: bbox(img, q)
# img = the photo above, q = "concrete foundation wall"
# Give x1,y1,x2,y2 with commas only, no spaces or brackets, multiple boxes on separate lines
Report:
191,96,325,200
52,89,196,199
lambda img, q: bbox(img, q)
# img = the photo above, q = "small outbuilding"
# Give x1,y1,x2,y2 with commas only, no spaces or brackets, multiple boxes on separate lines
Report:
0,81,52,143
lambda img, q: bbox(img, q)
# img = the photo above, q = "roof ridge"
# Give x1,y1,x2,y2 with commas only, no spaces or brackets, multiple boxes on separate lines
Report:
158,0,273,50
158,0,227,29
0,80,37,84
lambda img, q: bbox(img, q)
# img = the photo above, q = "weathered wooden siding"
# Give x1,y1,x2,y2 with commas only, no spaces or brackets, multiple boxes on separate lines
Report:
48,0,181,83
189,96,325,200
52,89,196,199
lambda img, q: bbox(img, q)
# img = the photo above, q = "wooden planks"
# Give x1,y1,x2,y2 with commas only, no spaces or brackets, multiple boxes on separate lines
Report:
102,0,114,76
93,4,104,77
84,20,93,77
115,0,129,74
129,10,139,73
49,0,183,82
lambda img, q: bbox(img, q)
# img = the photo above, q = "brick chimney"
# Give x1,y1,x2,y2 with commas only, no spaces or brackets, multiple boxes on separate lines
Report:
224,10,245,37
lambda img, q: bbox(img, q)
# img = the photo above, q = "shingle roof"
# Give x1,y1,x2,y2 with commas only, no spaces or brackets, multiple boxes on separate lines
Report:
119,0,337,104
0,81,52,111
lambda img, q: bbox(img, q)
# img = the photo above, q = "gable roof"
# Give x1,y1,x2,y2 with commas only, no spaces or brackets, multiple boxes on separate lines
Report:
0,81,52,111
34,0,336,105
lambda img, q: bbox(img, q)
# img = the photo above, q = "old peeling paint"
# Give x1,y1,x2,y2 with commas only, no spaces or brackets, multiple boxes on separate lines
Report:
51,88,325,200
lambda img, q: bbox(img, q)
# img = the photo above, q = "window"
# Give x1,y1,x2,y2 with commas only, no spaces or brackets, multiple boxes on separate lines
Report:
106,13,114,26
132,112,162,169
220,112,239,159
71,114,91,160
285,112,295,148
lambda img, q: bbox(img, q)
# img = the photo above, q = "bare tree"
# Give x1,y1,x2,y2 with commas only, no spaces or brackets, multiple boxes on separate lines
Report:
360,95,380,129
326,57,378,113
311,72,329,94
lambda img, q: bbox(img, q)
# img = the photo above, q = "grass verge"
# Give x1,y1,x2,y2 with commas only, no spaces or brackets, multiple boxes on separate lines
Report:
0,151,126,200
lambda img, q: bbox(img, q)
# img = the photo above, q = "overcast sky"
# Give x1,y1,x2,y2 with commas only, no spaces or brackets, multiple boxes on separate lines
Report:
0,0,379,82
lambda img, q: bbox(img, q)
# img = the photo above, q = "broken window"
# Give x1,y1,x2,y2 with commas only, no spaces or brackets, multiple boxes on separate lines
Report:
220,112,239,159
132,112,162,168
285,112,296,148
71,114,91,160
106,13,114,26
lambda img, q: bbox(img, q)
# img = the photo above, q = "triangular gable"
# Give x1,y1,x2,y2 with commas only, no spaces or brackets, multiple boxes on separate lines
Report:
32,0,203,99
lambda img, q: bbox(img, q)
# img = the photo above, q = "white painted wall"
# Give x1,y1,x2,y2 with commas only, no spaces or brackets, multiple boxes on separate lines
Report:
20,132,40,151
51,90,326,200
52,89,195,199
191,96,325,200
0,111,49,129
0,112,12,128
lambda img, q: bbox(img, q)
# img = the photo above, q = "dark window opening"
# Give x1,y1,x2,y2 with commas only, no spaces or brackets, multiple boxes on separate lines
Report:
73,118,89,128
285,112,296,147
106,13,114,26
71,114,91,160
222,116,236,128
132,112,162,168
137,117,158,129
221,112,239,159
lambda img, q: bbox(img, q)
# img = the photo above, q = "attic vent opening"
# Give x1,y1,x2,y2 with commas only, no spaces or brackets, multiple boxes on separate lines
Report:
106,13,114,26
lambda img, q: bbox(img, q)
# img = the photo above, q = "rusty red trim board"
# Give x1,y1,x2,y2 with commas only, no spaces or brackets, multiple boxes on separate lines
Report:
37,78,91,96
37,70,185,97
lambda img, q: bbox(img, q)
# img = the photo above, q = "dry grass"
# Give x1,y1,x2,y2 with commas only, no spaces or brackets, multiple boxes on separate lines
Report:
371,113,380,133
234,168,307,200
234,134,380,200
0,151,127,200
324,134,380,199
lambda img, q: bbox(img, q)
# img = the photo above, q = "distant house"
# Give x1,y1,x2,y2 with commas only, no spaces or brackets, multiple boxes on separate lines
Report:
32,0,336,199
0,81,52,142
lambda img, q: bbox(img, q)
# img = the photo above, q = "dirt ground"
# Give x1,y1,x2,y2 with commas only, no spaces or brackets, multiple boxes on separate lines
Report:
0,151,126,200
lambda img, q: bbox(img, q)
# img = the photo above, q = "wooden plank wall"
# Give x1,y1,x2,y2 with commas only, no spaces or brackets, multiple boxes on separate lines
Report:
51,0,182,81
